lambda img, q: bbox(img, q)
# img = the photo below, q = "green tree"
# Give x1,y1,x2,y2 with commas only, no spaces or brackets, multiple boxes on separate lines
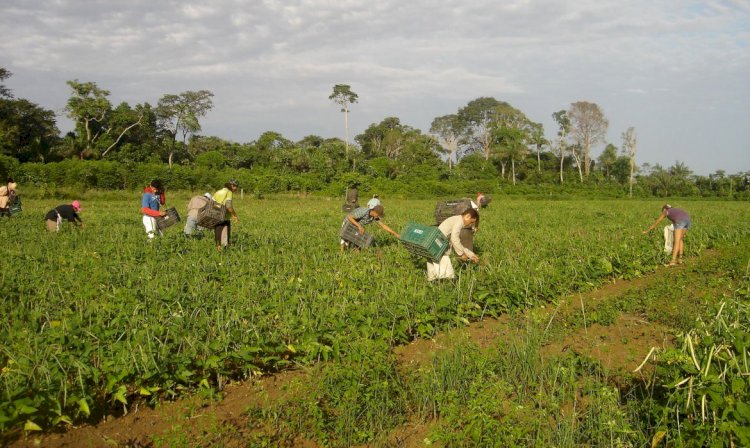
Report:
598,143,618,179
65,80,112,158
329,84,358,158
456,97,503,160
156,90,214,167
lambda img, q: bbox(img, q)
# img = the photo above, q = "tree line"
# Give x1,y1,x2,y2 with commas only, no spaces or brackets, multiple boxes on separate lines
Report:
0,69,747,198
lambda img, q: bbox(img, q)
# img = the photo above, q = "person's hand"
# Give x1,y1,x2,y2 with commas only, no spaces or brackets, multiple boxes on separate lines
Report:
470,254,479,263
159,211,167,217
642,229,650,234
357,225,365,235
232,215,239,223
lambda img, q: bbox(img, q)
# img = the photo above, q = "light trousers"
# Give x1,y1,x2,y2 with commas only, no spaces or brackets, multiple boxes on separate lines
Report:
427,255,455,281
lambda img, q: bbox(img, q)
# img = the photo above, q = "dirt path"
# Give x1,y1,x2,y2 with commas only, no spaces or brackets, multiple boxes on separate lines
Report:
6,254,717,448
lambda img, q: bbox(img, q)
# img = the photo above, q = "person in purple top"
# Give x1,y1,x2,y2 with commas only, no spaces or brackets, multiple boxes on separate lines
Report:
643,204,691,266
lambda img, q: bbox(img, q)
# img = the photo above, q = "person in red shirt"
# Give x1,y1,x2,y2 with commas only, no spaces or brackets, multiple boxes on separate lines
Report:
141,179,167,239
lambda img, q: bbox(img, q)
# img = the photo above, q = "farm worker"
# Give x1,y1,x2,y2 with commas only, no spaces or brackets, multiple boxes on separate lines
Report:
340,204,399,251
184,193,212,236
367,194,381,209
427,208,480,281
44,200,83,232
0,177,18,217
476,192,490,208
643,204,691,266
212,180,240,250
141,179,167,239
345,185,359,207
460,201,480,252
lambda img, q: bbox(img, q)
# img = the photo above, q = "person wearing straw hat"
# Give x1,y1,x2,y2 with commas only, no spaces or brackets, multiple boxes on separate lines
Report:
44,200,84,232
212,180,240,249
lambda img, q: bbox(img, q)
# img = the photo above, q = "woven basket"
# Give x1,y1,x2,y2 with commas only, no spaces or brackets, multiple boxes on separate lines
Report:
196,201,227,228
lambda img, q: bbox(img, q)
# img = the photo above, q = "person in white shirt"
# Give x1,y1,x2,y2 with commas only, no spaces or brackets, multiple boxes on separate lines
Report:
427,209,480,281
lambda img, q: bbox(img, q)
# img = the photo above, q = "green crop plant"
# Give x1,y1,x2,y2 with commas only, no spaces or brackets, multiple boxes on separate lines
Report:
1,195,748,438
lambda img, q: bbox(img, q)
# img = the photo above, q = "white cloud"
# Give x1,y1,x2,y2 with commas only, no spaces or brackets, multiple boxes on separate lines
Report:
0,0,748,173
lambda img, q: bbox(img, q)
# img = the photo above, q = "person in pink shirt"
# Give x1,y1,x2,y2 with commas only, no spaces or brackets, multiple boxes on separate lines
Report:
643,204,691,266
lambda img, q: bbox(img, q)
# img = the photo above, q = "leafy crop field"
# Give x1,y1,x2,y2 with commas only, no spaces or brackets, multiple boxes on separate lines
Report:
1,194,748,444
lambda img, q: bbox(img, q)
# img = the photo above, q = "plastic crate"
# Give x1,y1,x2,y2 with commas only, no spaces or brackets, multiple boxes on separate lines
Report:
156,207,181,230
399,221,449,262
342,203,358,213
339,220,373,248
197,201,227,228
478,195,492,208
9,196,22,216
434,198,472,225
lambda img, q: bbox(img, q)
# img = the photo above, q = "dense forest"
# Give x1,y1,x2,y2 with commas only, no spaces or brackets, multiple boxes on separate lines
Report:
1,68,747,198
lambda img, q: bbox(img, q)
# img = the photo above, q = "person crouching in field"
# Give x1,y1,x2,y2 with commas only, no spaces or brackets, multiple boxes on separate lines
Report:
184,193,212,237
45,200,84,232
340,204,399,250
212,180,240,250
643,204,691,266
428,208,480,281
0,178,18,217
141,179,167,239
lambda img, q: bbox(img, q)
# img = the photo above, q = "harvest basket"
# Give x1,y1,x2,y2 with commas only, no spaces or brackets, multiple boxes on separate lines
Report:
400,221,449,262
478,195,492,208
339,220,373,248
9,196,22,216
434,198,473,225
197,201,227,228
156,207,181,230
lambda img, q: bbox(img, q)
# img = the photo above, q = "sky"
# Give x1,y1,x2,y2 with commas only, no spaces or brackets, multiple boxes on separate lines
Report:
1,0,749,175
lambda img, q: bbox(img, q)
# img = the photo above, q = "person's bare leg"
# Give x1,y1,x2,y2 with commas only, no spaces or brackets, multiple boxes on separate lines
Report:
669,229,685,265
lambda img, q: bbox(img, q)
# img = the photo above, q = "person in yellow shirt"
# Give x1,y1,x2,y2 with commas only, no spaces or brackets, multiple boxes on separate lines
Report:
213,180,240,250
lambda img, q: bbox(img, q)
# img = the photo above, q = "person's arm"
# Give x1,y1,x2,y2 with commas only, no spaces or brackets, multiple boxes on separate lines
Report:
225,199,239,223
347,214,365,234
376,221,400,238
142,207,165,217
450,220,478,262
643,210,668,234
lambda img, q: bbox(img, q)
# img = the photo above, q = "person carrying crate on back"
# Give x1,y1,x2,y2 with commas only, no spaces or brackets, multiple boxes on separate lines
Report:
427,208,480,281
340,204,399,251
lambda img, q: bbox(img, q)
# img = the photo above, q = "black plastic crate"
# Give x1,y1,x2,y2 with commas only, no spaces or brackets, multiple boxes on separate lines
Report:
339,220,374,248
434,198,473,225
156,207,181,230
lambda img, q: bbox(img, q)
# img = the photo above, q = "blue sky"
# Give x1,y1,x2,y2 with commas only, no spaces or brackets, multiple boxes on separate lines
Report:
1,0,748,174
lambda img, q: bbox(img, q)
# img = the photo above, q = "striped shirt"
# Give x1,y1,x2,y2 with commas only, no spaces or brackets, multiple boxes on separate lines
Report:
349,207,378,225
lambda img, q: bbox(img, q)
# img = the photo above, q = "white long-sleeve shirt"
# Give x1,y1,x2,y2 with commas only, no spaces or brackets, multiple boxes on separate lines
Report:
438,215,476,259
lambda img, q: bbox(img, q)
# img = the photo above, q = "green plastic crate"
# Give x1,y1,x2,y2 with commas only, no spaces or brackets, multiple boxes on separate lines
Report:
399,221,449,262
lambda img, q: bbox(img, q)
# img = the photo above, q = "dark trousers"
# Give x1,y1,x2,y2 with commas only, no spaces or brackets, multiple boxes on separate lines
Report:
215,220,231,246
